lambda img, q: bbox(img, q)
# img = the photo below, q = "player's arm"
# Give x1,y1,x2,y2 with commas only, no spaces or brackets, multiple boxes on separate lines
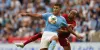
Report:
57,24,74,33
57,27,68,33
58,17,69,33
20,13,42,18
60,21,83,39
67,25,83,39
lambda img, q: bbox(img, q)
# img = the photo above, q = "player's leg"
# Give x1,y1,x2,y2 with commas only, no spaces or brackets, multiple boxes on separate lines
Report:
16,32,42,48
40,36,58,50
58,31,71,50
63,39,71,50
48,35,58,50
41,40,56,50
40,31,58,50
49,35,71,50
40,35,49,50
48,40,56,50
48,33,71,50
58,38,71,50
48,32,70,50
24,32,42,45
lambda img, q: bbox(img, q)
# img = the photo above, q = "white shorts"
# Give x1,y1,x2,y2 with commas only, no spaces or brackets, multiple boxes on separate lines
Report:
40,31,58,49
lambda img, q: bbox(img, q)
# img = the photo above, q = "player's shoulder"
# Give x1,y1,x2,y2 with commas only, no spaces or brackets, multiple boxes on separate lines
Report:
42,12,53,17
60,16,66,20
62,13,68,18
62,14,68,17
60,16,65,19
44,12,52,15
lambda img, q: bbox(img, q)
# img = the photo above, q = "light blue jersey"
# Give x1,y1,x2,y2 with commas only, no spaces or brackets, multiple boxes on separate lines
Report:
42,13,68,33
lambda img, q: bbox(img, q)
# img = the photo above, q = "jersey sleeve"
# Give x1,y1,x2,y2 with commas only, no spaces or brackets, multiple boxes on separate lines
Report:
62,14,68,20
61,17,68,27
42,13,49,21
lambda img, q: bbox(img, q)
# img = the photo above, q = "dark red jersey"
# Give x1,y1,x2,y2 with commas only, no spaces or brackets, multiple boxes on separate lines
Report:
62,14,76,29
58,14,76,38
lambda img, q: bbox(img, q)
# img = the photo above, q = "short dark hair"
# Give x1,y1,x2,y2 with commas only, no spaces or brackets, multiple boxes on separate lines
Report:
54,3,62,8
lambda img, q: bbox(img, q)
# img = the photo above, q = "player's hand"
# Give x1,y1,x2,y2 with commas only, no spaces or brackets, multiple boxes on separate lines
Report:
76,34,83,40
68,24,73,28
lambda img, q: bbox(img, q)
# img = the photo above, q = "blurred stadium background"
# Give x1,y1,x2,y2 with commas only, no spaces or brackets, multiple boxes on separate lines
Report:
0,0,100,50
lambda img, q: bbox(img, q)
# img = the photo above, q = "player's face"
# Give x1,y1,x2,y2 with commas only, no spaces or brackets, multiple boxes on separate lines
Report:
53,6,61,14
68,11,76,19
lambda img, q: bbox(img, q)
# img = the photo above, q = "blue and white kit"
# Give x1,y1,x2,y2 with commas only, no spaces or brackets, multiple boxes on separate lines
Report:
40,13,68,49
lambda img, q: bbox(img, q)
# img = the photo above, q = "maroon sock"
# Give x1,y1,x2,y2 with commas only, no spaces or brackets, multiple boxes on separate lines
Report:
24,33,42,46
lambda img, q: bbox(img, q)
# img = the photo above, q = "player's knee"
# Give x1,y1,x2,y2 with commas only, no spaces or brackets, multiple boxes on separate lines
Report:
50,36,58,42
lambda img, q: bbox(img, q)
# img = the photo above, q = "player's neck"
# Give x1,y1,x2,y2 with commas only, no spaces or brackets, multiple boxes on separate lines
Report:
53,12,61,16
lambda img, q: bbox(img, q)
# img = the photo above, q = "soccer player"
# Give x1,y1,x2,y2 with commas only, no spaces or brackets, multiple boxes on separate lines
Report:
16,10,83,50
58,10,78,50
18,3,69,50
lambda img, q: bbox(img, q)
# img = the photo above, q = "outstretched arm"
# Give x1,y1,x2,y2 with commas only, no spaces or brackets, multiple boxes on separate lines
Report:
58,24,83,39
67,25,83,39
20,13,42,18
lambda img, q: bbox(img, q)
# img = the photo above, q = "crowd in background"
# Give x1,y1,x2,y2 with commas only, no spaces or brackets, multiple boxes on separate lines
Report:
0,0,100,43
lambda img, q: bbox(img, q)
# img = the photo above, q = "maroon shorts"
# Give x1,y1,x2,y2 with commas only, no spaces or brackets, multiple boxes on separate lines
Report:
58,32,71,47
